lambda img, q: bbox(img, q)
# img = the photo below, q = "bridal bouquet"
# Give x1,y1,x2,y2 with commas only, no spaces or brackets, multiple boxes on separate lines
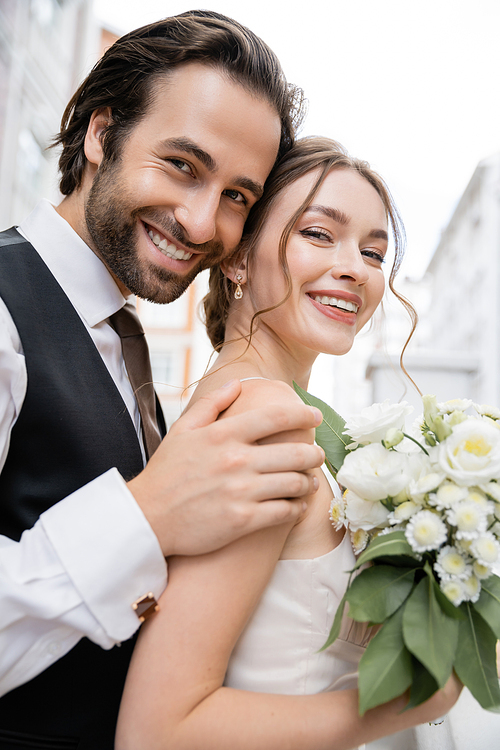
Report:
294,384,500,716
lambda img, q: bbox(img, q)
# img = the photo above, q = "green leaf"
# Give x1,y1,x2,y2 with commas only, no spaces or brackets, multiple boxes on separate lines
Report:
358,605,413,714
374,554,422,569
354,530,417,570
454,603,500,711
293,382,349,473
474,574,500,638
320,592,348,651
404,657,439,710
403,577,458,687
347,565,416,623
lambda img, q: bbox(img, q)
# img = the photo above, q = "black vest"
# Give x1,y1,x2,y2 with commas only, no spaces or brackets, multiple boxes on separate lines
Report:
0,228,161,749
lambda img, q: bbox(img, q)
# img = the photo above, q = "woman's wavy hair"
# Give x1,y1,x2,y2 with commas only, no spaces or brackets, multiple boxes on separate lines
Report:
52,10,306,195
203,136,417,363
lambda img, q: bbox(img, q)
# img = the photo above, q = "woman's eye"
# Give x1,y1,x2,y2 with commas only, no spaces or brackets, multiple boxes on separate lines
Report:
362,248,386,263
300,228,331,242
223,189,246,204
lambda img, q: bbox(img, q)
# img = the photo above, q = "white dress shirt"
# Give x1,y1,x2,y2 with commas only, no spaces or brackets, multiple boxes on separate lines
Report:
0,201,167,696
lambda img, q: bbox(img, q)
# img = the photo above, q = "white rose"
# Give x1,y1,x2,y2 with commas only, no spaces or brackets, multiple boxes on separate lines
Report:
344,489,390,531
438,419,500,485
337,443,410,501
343,400,414,445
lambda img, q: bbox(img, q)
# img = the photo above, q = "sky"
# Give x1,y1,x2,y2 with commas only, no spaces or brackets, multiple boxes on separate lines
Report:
93,0,500,279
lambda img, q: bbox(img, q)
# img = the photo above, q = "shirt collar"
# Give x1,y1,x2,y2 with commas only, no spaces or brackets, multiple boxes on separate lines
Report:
18,200,127,327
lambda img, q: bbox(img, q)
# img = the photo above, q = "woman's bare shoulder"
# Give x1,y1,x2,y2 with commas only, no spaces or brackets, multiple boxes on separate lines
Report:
224,377,305,418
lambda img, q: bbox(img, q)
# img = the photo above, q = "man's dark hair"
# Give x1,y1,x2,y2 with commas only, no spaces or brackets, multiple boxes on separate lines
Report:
53,9,306,195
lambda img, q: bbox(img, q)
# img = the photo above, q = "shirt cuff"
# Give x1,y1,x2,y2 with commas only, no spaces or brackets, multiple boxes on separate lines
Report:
41,468,167,642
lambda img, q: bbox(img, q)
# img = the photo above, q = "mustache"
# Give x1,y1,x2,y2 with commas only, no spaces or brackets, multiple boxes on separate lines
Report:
137,209,227,259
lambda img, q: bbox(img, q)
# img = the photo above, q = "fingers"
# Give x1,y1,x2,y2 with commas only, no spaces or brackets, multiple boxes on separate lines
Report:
170,380,242,433
249,470,319,503
245,497,308,531
223,402,323,444
249,442,324,474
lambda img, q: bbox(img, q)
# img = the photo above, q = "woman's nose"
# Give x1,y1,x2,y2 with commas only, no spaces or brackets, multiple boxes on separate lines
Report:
330,242,369,284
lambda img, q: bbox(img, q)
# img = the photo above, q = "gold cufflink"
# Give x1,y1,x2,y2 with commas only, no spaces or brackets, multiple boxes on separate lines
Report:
132,592,159,622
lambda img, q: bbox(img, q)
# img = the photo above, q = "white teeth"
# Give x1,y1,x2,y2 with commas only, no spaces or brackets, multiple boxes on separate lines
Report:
313,295,359,313
147,229,193,260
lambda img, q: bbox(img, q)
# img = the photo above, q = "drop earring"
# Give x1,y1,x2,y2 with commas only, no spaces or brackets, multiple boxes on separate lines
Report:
234,273,243,300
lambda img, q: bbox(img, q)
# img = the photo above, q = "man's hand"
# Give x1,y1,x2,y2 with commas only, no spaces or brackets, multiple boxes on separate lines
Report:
127,380,324,556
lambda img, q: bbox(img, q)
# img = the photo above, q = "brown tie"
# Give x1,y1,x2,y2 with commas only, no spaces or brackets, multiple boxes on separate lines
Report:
109,304,162,459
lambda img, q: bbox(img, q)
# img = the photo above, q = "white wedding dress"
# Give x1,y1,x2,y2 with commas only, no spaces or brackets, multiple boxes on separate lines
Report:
224,470,499,749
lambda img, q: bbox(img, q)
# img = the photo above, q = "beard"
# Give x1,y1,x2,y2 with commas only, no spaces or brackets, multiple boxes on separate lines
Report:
84,158,226,304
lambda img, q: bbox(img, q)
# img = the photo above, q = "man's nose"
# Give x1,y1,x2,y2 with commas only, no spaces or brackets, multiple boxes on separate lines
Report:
174,191,219,246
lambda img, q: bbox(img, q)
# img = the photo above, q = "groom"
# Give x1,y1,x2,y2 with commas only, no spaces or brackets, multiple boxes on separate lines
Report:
0,11,323,748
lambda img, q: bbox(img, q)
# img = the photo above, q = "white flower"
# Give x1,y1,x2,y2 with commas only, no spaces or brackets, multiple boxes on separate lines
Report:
469,532,500,566
446,501,488,540
389,500,420,524
329,495,346,531
350,528,370,555
410,472,444,499
438,419,500,485
463,574,481,603
474,403,500,421
337,443,410,502
343,400,413,445
466,488,494,513
382,428,404,449
440,578,466,607
405,510,447,553
428,481,468,510
434,546,471,581
405,450,445,502
473,560,492,579
343,489,390,532
480,481,500,503
439,398,473,414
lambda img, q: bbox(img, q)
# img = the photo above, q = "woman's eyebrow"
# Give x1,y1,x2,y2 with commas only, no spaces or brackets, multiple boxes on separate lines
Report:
303,205,350,225
303,205,388,241
367,229,389,241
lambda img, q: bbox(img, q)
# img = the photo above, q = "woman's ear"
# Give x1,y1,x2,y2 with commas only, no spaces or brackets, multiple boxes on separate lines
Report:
220,256,247,285
84,107,113,168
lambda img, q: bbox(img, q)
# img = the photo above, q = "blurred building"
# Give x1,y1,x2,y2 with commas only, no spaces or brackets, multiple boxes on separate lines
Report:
0,1,210,424
420,152,500,405
364,152,500,415
0,0,98,228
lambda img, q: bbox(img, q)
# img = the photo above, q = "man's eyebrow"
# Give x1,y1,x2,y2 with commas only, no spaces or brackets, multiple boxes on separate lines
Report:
236,177,264,201
159,138,264,200
160,137,216,171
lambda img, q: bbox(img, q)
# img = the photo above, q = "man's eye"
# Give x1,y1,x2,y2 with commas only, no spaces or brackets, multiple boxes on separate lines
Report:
223,189,246,204
170,159,192,174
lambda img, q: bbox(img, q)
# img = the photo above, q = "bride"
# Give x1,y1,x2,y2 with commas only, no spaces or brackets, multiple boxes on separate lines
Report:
115,136,461,749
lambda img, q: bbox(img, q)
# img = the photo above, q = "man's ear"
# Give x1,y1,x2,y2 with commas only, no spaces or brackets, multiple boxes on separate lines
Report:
84,107,112,168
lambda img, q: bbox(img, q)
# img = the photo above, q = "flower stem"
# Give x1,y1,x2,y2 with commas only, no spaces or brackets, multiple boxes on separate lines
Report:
402,432,430,456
